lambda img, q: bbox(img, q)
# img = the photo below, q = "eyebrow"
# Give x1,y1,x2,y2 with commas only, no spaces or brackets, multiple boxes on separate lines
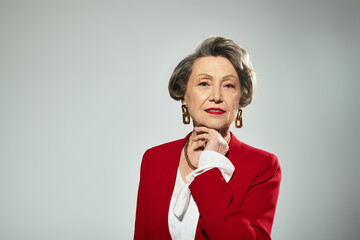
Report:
222,74,238,80
196,74,238,80
196,74,213,79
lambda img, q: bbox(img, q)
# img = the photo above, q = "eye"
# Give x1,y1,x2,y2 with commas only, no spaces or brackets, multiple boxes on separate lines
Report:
224,83,235,88
199,82,209,87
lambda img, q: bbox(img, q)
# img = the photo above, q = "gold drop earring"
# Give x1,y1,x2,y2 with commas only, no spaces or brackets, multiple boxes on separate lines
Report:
182,105,190,124
235,109,243,128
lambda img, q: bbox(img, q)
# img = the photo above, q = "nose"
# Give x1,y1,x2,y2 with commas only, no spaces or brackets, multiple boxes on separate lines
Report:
209,85,223,103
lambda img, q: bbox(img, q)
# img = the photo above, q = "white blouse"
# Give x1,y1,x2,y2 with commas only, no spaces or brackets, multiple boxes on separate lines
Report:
168,168,199,239
168,150,235,240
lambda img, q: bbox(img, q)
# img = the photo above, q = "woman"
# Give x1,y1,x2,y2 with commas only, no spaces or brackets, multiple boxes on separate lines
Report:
134,37,281,240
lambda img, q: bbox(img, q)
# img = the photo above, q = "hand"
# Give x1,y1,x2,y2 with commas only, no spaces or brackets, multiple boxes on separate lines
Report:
191,126,229,156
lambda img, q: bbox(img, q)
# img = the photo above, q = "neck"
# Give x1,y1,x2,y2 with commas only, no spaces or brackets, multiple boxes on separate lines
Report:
218,128,231,143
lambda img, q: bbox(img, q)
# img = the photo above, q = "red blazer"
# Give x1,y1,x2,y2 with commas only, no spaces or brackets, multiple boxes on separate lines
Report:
134,133,281,240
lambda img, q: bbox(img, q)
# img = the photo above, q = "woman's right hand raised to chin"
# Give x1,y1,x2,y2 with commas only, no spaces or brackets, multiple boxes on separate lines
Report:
191,126,229,156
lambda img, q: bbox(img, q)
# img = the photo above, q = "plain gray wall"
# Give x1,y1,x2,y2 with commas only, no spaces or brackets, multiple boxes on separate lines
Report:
1,0,359,239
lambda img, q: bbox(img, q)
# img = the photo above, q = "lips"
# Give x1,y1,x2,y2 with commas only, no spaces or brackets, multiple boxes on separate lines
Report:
204,108,225,115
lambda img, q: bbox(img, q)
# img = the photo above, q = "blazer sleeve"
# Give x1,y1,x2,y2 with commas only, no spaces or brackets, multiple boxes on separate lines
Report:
134,150,150,239
189,153,281,240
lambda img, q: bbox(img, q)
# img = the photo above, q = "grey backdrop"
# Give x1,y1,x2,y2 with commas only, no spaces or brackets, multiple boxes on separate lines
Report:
1,0,359,239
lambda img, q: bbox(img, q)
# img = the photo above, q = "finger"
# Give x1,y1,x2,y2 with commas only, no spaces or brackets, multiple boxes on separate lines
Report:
193,140,206,149
193,127,221,140
192,133,210,142
193,126,211,134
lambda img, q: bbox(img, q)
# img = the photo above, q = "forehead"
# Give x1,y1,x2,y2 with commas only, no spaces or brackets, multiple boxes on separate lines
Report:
191,56,237,76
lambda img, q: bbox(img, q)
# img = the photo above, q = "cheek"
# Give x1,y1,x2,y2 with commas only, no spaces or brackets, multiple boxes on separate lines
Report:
235,93,241,108
228,95,241,110
185,90,204,107
183,93,196,115
183,93,192,108
183,90,192,105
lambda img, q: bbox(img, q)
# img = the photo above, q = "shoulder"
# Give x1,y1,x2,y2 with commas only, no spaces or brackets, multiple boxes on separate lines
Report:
143,137,185,158
141,135,188,167
240,142,280,169
139,136,187,180
229,138,281,187
229,135,280,172
240,143,282,187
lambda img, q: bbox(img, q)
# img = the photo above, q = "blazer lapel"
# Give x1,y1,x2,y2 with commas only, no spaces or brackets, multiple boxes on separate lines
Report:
153,134,190,238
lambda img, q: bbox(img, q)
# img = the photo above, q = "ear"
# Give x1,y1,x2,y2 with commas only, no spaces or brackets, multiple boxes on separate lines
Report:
181,98,187,106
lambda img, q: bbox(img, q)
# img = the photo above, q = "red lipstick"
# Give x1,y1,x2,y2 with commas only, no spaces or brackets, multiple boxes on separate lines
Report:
204,108,225,115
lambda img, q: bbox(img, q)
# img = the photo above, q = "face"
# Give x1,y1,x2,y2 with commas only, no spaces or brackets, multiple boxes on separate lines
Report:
182,56,241,132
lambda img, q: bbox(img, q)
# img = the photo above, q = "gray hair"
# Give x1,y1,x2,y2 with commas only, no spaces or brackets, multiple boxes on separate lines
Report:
168,37,256,107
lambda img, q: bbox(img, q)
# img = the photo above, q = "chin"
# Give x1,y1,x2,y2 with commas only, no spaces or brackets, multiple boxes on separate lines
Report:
198,121,229,131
